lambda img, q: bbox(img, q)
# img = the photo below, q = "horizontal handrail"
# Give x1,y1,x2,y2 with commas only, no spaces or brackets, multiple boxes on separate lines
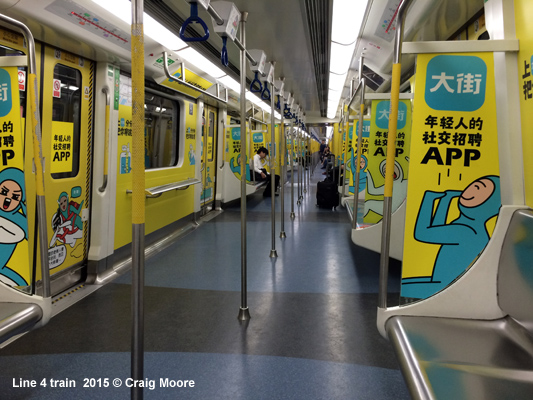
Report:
162,52,228,104
126,178,201,197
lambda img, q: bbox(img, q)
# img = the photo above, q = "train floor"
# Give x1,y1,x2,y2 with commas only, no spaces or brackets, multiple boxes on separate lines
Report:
0,165,409,400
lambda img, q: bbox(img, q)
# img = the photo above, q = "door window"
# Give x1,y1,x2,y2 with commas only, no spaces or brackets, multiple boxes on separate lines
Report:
51,64,81,179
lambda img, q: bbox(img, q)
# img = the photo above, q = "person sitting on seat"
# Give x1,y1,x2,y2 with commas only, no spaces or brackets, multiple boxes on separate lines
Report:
320,146,331,169
250,147,281,197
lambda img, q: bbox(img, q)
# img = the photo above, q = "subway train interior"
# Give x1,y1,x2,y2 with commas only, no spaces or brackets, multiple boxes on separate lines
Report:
0,0,532,398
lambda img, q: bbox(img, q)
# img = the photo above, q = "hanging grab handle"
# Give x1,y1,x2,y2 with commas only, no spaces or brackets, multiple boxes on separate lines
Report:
250,71,263,93
179,2,210,42
276,95,281,110
221,36,229,67
261,81,271,100
284,104,292,119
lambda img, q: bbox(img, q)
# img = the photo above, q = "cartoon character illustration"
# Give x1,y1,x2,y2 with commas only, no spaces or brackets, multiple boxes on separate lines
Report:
188,144,196,166
401,175,501,299
230,154,251,181
364,158,408,218
348,148,367,194
49,192,84,249
0,168,28,287
120,143,131,174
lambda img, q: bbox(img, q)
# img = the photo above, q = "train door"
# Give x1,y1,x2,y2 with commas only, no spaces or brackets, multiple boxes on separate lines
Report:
201,105,217,213
40,46,93,289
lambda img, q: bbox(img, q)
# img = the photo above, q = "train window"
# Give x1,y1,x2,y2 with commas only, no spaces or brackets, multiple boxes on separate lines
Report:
144,93,179,169
51,64,81,179
119,74,180,169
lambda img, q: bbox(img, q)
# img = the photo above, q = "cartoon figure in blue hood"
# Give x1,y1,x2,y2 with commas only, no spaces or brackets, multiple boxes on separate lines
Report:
49,192,84,249
348,148,367,194
230,154,251,181
0,168,28,287
401,175,501,299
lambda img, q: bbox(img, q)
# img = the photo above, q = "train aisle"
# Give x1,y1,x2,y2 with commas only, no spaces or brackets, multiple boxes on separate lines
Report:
0,166,409,399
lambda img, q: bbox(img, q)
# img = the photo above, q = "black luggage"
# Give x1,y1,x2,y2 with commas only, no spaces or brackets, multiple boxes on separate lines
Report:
327,166,344,184
316,179,339,209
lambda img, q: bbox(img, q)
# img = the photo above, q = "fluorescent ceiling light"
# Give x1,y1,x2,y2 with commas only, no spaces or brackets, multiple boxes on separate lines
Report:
327,0,369,119
328,88,342,104
331,0,369,45
177,47,226,79
91,0,187,50
218,75,240,92
145,15,187,51
330,42,356,75
329,72,348,90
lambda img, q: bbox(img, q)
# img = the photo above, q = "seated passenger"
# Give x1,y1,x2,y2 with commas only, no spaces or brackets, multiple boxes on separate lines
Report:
250,147,281,197
321,146,331,169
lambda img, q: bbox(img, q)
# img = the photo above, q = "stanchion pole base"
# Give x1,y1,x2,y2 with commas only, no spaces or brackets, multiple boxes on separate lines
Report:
290,212,295,220
238,307,251,321
279,231,286,238
297,200,301,205
269,249,278,258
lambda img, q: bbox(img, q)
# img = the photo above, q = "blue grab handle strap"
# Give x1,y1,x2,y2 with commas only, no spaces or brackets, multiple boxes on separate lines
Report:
261,82,271,100
179,3,210,42
250,71,263,93
284,104,292,119
221,37,229,67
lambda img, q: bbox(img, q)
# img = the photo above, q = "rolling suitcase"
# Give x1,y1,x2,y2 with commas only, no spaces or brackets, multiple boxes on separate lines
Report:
316,179,339,210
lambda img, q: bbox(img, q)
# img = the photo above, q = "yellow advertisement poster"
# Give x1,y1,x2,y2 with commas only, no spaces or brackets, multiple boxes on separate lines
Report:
402,53,500,300
0,67,30,288
347,120,370,195
159,66,213,99
227,126,250,181
515,0,533,207
50,121,74,173
364,100,412,224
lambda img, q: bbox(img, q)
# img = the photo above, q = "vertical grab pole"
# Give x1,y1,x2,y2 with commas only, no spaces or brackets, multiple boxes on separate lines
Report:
20,18,50,297
279,92,286,238
269,62,278,257
352,56,366,229
0,13,51,297
296,112,301,205
131,1,146,399
289,117,295,220
351,102,365,229
379,0,413,309
306,135,310,192
341,107,349,202
238,12,251,321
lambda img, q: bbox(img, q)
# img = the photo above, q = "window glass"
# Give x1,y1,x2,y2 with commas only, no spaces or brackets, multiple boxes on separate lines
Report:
144,93,179,169
51,64,81,179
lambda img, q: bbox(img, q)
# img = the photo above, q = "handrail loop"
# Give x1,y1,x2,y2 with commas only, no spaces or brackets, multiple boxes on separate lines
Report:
162,52,227,104
221,36,229,66
261,81,271,100
179,2,210,42
0,13,51,297
250,71,262,93
276,95,281,110
98,87,110,193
